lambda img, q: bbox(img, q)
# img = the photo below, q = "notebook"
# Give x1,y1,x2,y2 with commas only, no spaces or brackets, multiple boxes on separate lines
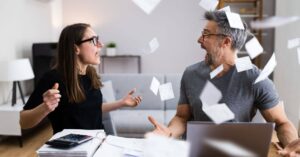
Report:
186,121,274,157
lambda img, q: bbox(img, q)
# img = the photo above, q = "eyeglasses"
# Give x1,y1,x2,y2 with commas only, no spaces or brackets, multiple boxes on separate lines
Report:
76,36,100,46
201,31,227,39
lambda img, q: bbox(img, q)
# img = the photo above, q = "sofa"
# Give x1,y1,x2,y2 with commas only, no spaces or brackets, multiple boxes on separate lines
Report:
101,73,182,138
100,73,266,138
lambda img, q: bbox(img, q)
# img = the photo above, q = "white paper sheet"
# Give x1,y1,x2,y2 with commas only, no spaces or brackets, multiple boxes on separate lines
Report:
150,76,160,95
132,0,161,15
203,103,234,124
205,139,257,157
245,37,264,59
236,56,253,72
93,135,145,157
200,81,222,107
101,80,116,102
149,37,159,53
105,135,145,151
254,53,277,84
199,0,219,11
159,82,175,101
144,134,190,157
287,38,300,49
210,64,224,79
225,12,244,30
251,16,300,29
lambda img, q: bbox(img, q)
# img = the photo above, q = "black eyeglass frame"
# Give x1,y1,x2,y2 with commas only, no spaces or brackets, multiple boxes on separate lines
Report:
201,32,228,39
76,36,99,46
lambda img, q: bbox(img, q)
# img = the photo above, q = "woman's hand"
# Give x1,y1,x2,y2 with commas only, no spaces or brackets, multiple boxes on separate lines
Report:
278,139,300,157
42,83,61,112
147,116,172,137
121,88,142,107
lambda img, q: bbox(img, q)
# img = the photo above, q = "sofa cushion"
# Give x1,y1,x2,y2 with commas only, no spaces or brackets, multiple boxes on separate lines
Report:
110,110,164,137
101,73,165,110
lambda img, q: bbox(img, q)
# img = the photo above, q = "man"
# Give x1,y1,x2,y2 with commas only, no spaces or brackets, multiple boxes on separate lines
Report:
148,11,298,147
278,139,300,156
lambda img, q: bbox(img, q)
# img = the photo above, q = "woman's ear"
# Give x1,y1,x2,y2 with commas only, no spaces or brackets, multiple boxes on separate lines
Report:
74,44,80,55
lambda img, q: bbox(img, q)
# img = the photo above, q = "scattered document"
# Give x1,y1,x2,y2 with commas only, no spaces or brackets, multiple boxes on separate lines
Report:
218,6,231,12
94,135,145,157
245,37,264,59
205,139,257,157
225,12,244,30
298,48,300,65
210,64,224,79
38,129,105,157
159,82,175,101
101,80,116,102
132,0,161,15
150,76,160,95
203,103,234,124
199,81,222,107
287,38,300,49
251,16,300,29
105,135,145,151
236,56,253,72
149,37,159,53
199,0,219,11
254,53,277,84
144,133,190,157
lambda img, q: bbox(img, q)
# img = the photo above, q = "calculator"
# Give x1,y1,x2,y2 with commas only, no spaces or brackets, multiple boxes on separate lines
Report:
46,133,93,148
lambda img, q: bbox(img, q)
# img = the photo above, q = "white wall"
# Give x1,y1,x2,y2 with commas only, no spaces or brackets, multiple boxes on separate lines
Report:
0,0,59,105
274,0,300,130
62,0,206,73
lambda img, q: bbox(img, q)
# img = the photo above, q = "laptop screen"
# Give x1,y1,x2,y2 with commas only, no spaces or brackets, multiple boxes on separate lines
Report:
186,122,274,157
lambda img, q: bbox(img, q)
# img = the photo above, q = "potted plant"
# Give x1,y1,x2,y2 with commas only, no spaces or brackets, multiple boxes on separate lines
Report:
106,42,117,56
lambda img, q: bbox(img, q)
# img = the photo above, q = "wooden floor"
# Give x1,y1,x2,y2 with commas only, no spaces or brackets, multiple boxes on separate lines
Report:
0,122,52,157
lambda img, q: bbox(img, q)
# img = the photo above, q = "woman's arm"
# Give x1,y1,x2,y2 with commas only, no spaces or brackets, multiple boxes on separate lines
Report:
102,88,142,112
20,83,61,129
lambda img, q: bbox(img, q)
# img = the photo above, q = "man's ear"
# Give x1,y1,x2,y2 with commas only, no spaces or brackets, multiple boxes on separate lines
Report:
222,36,232,48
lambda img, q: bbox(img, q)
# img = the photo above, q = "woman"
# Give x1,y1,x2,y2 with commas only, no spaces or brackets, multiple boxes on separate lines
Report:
20,23,142,134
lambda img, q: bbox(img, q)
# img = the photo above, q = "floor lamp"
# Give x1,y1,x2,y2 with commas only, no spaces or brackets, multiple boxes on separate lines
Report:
0,58,34,106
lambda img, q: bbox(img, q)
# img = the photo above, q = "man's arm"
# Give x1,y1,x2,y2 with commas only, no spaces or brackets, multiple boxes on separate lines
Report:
261,102,298,147
168,104,192,138
148,104,191,138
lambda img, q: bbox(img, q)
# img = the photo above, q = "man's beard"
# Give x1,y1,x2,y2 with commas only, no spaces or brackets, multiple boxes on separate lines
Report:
205,47,221,66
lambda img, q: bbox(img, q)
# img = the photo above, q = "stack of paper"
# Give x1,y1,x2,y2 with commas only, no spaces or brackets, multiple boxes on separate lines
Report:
38,129,105,157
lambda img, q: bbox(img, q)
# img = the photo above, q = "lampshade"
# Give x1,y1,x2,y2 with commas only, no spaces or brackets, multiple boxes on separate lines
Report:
0,58,34,82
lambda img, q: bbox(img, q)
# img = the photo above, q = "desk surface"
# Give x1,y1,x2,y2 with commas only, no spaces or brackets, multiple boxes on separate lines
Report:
268,132,281,157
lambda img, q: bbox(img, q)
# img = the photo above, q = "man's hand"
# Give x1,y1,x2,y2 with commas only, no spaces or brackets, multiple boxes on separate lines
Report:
121,88,142,107
278,139,300,157
42,83,61,112
148,116,172,137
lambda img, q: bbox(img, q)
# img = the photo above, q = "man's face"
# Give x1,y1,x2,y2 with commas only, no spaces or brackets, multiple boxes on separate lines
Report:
198,21,224,66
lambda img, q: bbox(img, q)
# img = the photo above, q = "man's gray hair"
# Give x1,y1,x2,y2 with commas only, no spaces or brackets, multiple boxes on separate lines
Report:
204,11,248,50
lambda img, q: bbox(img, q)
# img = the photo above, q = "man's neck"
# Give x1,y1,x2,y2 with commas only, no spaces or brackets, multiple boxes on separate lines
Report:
210,50,237,77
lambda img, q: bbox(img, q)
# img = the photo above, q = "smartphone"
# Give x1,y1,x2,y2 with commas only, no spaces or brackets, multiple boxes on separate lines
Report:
46,133,93,148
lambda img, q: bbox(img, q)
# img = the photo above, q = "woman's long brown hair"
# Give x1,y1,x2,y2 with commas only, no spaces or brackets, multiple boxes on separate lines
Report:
55,23,102,103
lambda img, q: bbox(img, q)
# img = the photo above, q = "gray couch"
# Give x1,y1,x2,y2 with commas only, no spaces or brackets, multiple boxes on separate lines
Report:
100,73,266,138
101,73,182,137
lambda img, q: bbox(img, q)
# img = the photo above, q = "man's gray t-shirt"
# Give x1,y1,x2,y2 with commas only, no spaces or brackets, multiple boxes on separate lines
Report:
178,61,279,122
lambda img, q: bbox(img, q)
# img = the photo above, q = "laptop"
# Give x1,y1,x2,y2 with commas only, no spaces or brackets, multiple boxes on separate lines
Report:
186,121,274,157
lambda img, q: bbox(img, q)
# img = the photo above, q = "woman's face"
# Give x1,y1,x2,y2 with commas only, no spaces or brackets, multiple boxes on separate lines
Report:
76,27,103,66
